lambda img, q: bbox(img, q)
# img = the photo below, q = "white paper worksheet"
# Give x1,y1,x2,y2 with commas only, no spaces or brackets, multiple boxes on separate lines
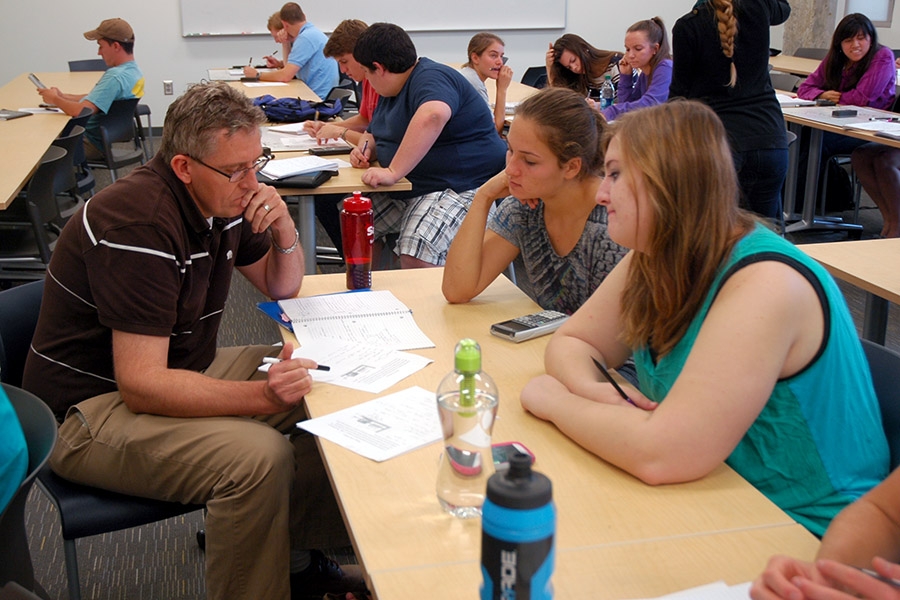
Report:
297,386,443,462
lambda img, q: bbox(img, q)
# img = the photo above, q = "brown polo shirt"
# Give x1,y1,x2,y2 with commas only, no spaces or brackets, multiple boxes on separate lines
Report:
23,156,270,420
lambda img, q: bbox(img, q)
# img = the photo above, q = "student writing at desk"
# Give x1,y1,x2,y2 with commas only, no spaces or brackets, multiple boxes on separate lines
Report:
519,101,889,537
243,2,338,99
22,82,364,600
262,12,287,69
545,33,620,100
349,22,506,269
36,18,144,160
304,19,377,147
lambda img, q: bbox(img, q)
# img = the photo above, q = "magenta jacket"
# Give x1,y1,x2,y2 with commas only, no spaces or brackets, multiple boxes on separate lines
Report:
797,45,895,110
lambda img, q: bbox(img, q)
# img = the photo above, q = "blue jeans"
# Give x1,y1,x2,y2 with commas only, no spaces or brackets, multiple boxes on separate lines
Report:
732,147,789,219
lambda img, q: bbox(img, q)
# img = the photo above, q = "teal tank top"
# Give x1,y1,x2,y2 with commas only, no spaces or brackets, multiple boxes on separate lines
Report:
634,225,889,535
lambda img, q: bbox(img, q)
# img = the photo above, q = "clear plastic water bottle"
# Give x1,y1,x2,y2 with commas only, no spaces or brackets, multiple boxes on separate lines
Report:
481,454,555,600
599,74,615,110
435,339,498,518
340,191,373,290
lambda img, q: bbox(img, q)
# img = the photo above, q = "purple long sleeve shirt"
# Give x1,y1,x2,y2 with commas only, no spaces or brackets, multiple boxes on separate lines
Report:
797,45,895,110
602,58,673,121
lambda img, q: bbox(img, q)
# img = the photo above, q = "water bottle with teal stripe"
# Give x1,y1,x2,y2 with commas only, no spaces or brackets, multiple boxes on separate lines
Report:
481,453,555,599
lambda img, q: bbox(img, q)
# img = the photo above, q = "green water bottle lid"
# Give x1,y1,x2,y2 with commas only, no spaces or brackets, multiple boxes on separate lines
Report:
454,338,481,374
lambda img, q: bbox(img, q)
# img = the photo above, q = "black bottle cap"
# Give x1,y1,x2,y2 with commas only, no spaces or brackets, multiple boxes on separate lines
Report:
486,453,552,509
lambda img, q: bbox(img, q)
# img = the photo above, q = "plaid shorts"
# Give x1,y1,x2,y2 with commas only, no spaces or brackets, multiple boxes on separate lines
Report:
370,188,478,266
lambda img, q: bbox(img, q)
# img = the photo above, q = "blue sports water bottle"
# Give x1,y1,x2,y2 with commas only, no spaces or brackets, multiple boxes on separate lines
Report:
480,453,555,599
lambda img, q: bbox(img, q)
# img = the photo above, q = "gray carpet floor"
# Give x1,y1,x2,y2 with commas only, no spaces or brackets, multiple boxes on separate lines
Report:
18,139,900,599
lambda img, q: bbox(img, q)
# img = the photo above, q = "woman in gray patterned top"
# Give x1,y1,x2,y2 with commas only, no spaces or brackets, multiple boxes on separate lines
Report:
442,86,627,315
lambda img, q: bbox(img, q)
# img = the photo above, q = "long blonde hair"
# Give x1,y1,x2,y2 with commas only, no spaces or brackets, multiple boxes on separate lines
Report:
710,0,738,87
602,100,753,355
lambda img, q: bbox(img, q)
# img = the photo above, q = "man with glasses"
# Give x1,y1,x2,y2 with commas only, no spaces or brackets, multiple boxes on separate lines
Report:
23,82,366,600
37,18,144,159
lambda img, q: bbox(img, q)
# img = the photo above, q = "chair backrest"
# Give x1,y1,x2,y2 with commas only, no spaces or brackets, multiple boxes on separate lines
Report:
326,87,354,104
0,280,44,388
794,47,828,60
861,339,900,470
97,97,141,147
521,66,548,89
0,384,57,590
51,125,84,196
770,72,800,92
10,147,67,265
67,59,107,72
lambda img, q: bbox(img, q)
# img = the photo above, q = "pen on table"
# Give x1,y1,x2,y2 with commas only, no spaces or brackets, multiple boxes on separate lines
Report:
261,356,330,371
870,117,900,122
591,357,638,407
855,567,900,590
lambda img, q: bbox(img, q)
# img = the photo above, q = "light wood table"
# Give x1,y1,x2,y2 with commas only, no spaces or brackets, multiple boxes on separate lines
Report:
226,78,320,102
0,72,100,209
769,54,820,77
781,105,900,234
290,268,819,599
801,238,900,344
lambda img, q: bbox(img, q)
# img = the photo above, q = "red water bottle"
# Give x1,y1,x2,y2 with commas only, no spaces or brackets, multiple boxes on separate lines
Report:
340,191,374,290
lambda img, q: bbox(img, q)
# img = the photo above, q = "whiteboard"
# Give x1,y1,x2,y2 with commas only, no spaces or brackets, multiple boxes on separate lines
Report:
180,0,566,36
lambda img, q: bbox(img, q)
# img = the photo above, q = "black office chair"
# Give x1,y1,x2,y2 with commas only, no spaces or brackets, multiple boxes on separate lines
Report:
0,384,57,594
521,66,548,89
51,125,88,226
861,339,900,470
794,47,829,61
86,97,146,182
0,281,204,600
68,59,153,160
0,146,68,280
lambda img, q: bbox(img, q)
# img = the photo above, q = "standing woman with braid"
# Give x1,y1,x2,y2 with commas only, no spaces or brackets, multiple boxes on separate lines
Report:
669,0,791,220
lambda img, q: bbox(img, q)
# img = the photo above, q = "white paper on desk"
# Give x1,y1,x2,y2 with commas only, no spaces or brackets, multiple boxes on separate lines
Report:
298,386,442,461
243,81,289,87
270,337,432,393
17,107,64,114
261,127,354,152
260,155,340,179
279,290,435,351
627,581,750,599
776,93,814,107
843,120,900,134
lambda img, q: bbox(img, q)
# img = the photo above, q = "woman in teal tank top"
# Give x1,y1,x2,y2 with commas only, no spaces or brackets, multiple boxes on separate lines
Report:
520,100,889,536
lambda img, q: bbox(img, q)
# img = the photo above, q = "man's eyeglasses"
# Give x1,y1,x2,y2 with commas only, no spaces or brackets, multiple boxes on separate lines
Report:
190,151,272,183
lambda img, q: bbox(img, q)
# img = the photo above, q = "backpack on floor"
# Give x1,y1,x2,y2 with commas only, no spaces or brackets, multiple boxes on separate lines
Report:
252,95,343,123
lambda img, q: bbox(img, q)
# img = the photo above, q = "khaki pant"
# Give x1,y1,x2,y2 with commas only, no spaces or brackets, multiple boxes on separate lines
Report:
50,345,348,600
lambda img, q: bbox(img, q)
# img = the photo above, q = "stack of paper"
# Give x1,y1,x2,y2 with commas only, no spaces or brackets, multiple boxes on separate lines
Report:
776,93,814,107
259,155,339,180
261,125,354,152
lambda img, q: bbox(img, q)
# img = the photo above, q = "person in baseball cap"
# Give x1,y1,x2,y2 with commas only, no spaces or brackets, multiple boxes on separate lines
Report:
37,17,144,158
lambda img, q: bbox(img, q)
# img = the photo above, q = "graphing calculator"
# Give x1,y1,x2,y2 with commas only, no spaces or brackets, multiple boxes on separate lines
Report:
490,310,569,343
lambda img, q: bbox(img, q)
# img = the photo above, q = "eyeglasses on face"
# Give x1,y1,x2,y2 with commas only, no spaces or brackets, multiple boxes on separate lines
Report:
190,150,272,183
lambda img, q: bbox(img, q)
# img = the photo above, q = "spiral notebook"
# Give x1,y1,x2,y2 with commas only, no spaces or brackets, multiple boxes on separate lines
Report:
278,290,434,351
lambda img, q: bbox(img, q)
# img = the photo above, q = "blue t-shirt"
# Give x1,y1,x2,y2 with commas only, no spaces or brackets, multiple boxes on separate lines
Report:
287,22,339,99
84,60,144,149
0,386,28,515
634,225,889,535
488,199,626,314
368,57,506,198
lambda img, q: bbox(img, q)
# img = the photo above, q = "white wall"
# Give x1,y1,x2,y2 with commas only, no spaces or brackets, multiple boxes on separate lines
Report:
1,0,792,127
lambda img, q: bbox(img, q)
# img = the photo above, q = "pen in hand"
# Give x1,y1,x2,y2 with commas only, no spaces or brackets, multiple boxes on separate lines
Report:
261,356,331,371
361,139,369,156
248,57,253,66
591,357,637,407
